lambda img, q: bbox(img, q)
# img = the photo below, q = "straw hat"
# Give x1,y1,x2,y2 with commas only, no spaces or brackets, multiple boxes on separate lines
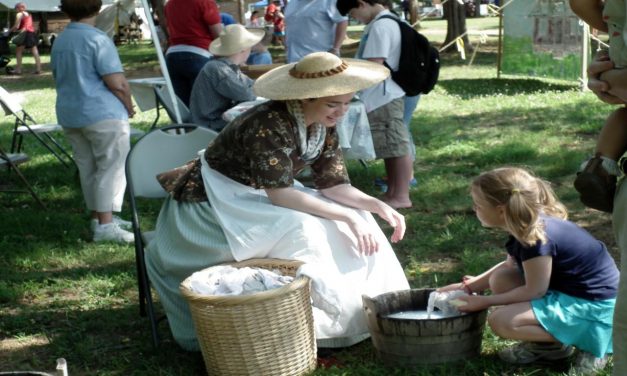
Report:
253,52,390,100
210,24,265,56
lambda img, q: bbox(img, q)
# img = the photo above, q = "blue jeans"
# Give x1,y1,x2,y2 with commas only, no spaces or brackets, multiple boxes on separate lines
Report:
403,94,421,160
165,52,211,107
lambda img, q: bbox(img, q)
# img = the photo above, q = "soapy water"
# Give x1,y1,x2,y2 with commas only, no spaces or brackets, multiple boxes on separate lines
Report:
384,310,457,320
381,291,471,320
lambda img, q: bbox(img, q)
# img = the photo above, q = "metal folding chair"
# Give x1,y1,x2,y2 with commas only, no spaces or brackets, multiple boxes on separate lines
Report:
151,86,191,129
0,144,45,208
125,124,218,347
0,86,75,168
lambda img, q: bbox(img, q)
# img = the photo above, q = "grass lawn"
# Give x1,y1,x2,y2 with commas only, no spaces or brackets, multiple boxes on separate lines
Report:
0,17,618,375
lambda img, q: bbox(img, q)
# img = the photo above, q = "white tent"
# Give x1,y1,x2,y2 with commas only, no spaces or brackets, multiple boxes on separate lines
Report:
0,1,59,12
0,0,135,12
95,0,149,39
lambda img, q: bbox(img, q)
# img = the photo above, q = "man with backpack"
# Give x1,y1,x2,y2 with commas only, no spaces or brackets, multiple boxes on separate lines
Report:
337,0,413,209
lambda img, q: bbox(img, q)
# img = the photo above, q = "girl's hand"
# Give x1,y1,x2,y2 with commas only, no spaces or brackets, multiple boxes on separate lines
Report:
436,282,465,293
456,295,489,313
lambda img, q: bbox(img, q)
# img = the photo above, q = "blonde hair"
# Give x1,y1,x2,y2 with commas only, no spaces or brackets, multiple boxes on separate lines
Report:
471,167,567,246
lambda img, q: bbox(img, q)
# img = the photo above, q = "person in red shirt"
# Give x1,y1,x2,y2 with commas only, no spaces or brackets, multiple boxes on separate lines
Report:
264,2,277,23
272,4,285,46
164,0,222,107
10,2,41,75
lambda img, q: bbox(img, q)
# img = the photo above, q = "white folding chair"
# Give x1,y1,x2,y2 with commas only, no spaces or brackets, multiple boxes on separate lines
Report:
0,86,75,168
125,124,219,347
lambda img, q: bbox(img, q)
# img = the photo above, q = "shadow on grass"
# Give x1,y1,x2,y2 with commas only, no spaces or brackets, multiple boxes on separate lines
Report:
0,304,206,375
438,77,578,99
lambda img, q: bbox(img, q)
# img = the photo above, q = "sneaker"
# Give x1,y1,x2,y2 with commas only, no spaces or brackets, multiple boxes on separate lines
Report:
498,341,575,364
574,156,617,213
93,223,134,244
568,351,609,375
90,215,133,232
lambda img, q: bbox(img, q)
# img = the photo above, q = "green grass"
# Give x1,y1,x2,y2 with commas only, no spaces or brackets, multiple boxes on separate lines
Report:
0,26,617,375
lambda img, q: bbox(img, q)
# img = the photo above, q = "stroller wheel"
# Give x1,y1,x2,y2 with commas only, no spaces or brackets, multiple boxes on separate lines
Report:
0,55,10,68
5,65,14,74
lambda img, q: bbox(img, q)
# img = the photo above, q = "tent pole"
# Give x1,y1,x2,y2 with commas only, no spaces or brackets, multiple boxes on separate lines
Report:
139,0,182,124
581,23,589,92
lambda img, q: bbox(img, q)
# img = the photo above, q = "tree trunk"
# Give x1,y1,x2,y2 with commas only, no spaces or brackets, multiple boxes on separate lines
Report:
442,0,472,53
409,0,419,28
151,0,168,42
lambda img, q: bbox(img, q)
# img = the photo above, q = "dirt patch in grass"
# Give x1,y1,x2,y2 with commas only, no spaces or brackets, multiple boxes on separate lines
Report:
0,335,51,370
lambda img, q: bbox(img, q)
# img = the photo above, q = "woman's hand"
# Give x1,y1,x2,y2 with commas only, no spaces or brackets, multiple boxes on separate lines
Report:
345,211,379,256
588,52,625,104
373,201,406,243
320,184,406,243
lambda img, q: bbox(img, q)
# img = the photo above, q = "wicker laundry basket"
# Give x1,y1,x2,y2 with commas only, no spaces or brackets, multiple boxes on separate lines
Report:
180,258,317,376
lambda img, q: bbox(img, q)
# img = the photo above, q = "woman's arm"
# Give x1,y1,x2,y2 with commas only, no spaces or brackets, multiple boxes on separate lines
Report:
568,0,608,32
102,73,136,117
265,184,401,254
321,183,405,242
11,12,23,32
331,20,348,54
458,255,552,312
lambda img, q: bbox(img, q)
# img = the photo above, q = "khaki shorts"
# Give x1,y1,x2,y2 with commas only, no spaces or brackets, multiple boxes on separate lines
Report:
367,97,410,159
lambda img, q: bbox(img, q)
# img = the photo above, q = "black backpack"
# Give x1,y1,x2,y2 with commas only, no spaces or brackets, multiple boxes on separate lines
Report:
376,15,440,96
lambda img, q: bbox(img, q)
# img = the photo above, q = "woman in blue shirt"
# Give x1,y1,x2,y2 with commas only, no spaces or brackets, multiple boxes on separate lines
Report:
51,0,135,243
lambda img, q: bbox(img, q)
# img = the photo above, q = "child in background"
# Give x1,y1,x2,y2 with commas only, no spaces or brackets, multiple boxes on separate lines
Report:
188,24,263,131
272,4,285,46
438,167,618,375
246,27,273,65
569,0,627,213
248,10,262,27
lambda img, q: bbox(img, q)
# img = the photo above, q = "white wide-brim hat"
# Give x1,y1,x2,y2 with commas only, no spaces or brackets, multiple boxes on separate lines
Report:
210,24,265,56
253,52,390,100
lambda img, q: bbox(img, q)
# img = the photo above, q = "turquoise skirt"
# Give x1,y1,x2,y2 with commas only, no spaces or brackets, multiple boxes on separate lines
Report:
531,290,615,358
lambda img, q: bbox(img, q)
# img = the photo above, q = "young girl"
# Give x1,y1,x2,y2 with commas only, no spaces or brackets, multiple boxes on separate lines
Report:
439,167,619,375
569,0,627,213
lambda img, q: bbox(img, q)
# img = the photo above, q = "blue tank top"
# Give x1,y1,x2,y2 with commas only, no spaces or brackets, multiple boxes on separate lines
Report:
505,216,619,300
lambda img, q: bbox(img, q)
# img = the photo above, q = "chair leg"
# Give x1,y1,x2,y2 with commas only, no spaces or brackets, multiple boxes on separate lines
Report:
150,94,161,131
19,127,74,168
0,148,46,208
10,131,21,153
134,237,160,347
42,132,76,167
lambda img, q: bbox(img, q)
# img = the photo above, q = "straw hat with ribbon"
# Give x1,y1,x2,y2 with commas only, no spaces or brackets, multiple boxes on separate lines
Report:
210,24,265,56
253,52,390,100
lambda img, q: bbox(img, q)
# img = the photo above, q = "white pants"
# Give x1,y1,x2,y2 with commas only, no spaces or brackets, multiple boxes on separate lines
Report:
64,119,130,213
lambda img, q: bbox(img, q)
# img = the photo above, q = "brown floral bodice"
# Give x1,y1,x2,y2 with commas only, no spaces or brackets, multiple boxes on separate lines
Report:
157,100,350,202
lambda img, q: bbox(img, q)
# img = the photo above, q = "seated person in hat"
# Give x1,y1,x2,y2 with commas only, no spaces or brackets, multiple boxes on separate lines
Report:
146,52,410,351
189,24,264,132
